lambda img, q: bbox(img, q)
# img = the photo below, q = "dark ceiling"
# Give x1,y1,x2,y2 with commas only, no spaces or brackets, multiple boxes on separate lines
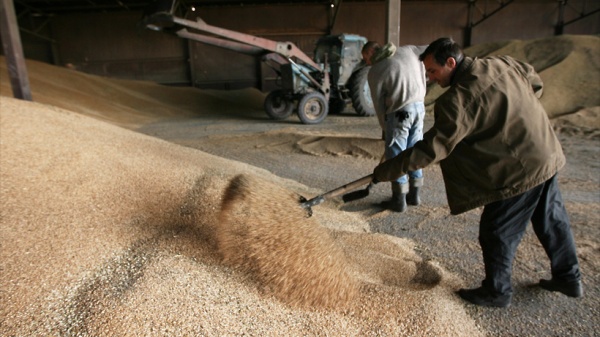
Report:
14,0,371,16
16,1,157,15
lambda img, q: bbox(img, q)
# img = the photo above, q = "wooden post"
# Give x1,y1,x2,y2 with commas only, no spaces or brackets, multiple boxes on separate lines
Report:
464,0,475,47
0,0,33,101
386,0,401,46
555,0,566,35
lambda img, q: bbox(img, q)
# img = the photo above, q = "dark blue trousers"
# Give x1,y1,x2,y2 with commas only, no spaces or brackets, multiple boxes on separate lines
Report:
479,175,581,296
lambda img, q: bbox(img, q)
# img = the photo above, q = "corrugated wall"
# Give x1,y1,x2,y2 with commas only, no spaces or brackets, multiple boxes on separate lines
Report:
50,11,190,85
11,1,599,90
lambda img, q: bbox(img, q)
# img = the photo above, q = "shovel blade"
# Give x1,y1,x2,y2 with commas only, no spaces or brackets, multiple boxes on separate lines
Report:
342,183,373,203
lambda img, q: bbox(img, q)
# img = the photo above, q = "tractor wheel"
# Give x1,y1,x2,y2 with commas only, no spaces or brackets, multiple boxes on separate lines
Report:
328,98,347,115
264,90,294,120
349,67,375,117
297,92,328,125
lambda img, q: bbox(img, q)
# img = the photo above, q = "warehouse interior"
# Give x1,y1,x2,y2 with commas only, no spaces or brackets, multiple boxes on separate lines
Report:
3,0,599,92
1,1,599,336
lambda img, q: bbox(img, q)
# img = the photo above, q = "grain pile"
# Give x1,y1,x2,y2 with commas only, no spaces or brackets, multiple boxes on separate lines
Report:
0,96,483,336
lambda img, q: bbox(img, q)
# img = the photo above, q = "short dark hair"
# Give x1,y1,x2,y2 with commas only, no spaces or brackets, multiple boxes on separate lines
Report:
419,37,464,65
362,41,380,54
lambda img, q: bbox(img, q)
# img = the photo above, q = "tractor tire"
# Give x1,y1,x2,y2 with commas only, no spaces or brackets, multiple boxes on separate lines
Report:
349,67,375,117
297,92,328,125
264,90,294,120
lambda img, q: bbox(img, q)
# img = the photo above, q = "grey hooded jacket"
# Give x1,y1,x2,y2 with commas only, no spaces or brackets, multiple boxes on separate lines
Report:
367,44,427,129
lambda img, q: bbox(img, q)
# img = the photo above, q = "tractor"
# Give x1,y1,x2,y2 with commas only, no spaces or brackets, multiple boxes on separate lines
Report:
142,4,374,124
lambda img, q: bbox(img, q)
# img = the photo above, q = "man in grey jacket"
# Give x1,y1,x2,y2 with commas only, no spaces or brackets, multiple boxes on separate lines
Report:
372,37,582,307
364,42,428,212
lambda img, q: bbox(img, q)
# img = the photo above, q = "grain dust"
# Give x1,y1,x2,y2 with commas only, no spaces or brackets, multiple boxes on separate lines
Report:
217,174,359,308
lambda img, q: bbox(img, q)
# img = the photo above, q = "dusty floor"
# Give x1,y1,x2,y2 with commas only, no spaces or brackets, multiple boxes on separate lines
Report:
1,34,599,336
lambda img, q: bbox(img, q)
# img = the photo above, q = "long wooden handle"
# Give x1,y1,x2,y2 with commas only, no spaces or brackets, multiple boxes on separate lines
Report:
321,174,374,199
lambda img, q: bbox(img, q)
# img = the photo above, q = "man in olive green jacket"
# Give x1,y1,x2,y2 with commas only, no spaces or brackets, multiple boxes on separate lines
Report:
373,37,582,307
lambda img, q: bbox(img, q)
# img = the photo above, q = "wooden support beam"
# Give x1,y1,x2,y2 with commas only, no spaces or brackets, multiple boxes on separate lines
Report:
556,0,600,35
464,0,514,47
386,0,400,46
0,0,32,101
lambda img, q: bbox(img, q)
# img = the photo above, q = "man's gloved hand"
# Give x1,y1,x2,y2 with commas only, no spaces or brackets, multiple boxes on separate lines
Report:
373,152,403,184
372,162,386,184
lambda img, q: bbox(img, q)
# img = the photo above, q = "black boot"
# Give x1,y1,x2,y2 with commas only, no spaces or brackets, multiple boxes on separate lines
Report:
407,178,423,206
380,182,407,212
381,193,407,212
539,278,583,298
407,187,420,206
457,287,512,308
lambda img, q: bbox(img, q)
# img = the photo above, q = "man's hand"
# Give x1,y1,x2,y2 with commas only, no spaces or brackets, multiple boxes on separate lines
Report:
373,152,404,183
373,162,386,184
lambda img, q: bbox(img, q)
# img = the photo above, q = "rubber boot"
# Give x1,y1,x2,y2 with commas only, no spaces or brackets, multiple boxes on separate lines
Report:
380,182,407,212
407,178,423,206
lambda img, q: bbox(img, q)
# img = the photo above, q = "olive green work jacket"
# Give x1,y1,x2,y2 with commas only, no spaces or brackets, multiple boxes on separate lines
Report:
374,56,566,214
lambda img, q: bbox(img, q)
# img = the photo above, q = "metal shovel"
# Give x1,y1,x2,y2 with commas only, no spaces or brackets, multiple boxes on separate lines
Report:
300,174,374,216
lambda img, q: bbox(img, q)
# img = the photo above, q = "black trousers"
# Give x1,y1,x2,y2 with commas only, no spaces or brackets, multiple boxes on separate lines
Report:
479,175,581,296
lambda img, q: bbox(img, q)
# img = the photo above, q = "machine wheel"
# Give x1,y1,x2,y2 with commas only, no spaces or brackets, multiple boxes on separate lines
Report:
328,98,347,115
297,92,328,125
264,90,294,120
349,67,375,117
